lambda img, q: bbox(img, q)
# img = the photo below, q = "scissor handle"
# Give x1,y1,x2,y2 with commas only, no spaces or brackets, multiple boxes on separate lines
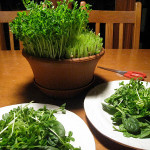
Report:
124,71,146,80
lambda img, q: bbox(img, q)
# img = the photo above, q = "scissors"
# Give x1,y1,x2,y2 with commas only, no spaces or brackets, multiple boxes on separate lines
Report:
97,66,147,80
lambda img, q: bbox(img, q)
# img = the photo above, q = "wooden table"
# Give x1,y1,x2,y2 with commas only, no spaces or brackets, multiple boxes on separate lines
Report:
0,49,150,150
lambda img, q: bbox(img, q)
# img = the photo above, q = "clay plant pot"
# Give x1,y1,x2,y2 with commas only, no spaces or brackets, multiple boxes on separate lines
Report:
22,49,105,98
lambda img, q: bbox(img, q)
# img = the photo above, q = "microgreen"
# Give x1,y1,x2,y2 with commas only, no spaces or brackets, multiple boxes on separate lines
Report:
0,102,81,149
102,79,150,138
9,0,103,59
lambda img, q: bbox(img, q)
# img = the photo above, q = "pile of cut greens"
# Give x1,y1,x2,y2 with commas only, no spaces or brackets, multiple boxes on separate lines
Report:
0,102,81,150
102,79,150,138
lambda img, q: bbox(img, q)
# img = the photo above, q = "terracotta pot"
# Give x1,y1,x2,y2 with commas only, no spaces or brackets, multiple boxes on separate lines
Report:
22,49,105,98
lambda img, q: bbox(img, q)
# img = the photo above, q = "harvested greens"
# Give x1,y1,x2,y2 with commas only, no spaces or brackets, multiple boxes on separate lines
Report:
0,102,81,150
102,79,150,138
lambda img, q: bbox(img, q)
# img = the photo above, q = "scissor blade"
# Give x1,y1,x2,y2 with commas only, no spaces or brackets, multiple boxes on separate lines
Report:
97,66,127,75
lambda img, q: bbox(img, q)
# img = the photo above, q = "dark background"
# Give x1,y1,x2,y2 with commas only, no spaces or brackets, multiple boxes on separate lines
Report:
0,0,150,49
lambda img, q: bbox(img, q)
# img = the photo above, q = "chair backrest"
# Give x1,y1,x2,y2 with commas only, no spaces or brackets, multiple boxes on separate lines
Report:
80,1,142,49
0,11,23,50
0,2,142,50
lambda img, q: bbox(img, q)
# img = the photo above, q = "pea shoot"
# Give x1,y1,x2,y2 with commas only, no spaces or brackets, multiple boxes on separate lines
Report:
9,0,103,59
0,102,81,149
102,79,150,138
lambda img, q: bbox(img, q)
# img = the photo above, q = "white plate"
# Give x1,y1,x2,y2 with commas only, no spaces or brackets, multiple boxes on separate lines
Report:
0,103,95,150
84,80,150,150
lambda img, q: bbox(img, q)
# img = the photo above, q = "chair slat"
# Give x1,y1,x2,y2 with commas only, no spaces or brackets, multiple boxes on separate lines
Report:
132,2,142,49
105,23,113,49
9,26,15,50
95,23,100,35
119,23,124,49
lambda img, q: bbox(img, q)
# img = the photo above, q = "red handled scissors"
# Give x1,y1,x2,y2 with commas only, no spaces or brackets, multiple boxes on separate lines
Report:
97,66,147,80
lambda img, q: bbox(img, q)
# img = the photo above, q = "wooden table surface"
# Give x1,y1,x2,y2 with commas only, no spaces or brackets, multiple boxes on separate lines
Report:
0,49,150,150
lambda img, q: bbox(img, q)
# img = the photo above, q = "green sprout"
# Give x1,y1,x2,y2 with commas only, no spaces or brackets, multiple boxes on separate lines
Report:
10,0,103,59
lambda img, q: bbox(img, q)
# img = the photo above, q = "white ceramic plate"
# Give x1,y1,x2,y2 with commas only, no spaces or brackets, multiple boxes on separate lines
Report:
84,80,150,150
0,103,95,150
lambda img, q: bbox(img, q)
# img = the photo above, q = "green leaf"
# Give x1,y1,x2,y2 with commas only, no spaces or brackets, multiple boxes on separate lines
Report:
49,120,65,138
122,116,140,134
102,103,117,115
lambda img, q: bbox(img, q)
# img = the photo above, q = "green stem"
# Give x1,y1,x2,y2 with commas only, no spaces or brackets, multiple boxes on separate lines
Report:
9,112,16,138
59,35,64,59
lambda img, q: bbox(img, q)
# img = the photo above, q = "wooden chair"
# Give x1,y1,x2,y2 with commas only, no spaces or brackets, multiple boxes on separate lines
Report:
0,11,23,50
80,1,142,49
0,1,142,50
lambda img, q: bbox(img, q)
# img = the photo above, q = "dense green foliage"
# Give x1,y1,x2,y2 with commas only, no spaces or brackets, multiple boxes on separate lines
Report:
102,79,150,138
0,102,81,149
10,0,103,59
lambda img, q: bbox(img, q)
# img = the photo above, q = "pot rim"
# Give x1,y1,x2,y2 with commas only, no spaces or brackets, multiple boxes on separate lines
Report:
22,48,105,63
